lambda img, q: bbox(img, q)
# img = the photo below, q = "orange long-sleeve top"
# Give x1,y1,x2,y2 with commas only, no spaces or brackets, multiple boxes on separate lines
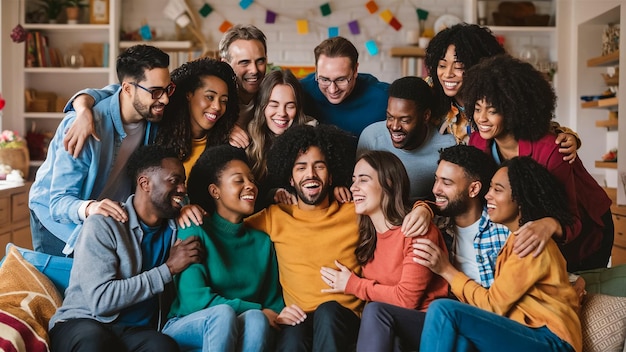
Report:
244,201,363,316
450,233,582,352
345,223,449,311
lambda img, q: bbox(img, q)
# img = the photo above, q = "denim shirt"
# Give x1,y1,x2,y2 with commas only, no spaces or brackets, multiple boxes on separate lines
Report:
29,88,153,255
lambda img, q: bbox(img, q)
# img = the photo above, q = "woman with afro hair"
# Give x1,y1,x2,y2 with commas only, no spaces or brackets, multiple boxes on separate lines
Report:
424,23,578,161
415,156,582,352
465,54,613,272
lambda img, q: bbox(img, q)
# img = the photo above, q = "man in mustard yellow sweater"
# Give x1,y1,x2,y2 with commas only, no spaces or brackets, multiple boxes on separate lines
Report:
245,124,429,352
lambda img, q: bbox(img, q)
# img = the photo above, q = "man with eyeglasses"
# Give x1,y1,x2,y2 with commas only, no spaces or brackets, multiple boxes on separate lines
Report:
29,45,174,256
300,36,390,137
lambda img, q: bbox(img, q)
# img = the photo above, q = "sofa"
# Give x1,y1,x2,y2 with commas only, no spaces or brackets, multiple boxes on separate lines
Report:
0,243,625,352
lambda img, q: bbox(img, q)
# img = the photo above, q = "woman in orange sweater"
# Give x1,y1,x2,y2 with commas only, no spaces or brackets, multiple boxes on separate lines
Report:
414,156,582,352
320,150,449,351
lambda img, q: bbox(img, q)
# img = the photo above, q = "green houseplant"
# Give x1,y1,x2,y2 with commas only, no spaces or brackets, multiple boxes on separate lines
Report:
38,0,65,23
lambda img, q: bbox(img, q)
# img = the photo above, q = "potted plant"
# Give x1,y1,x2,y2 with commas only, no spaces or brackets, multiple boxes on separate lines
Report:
38,0,65,23
64,0,87,24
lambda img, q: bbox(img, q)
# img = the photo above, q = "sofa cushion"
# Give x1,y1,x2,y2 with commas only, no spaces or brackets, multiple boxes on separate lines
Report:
577,264,626,297
0,245,64,352
5,244,73,297
581,293,626,352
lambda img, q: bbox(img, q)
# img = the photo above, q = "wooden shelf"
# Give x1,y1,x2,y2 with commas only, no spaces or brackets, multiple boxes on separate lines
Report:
596,161,618,169
487,26,556,34
587,50,620,67
596,119,618,128
389,46,426,58
581,97,619,109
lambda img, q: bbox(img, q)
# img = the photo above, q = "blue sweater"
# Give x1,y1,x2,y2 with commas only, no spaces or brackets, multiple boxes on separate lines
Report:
300,73,389,136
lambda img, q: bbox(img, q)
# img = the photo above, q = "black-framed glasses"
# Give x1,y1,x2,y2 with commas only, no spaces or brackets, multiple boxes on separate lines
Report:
130,82,176,99
315,74,352,88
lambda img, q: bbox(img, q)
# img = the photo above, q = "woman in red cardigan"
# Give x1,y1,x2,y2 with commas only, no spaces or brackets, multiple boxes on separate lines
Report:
465,54,613,272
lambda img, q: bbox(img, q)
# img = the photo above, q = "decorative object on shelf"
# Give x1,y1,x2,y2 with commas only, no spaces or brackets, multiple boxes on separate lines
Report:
477,1,487,26
518,45,539,66
10,0,27,43
89,0,109,24
602,24,620,56
64,0,87,24
493,1,549,27
601,148,618,162
433,14,461,34
38,0,65,23
162,0,210,55
0,130,30,180
63,50,84,68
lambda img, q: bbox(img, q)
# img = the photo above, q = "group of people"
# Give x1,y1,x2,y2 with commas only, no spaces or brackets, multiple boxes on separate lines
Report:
27,22,613,352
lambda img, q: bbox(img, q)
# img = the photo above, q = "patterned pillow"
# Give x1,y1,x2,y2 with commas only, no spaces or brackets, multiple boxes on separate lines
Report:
0,245,63,352
581,293,626,352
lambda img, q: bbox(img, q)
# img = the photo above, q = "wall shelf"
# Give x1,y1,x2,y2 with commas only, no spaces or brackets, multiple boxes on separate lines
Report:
596,160,618,169
581,97,619,109
587,50,620,67
596,119,619,129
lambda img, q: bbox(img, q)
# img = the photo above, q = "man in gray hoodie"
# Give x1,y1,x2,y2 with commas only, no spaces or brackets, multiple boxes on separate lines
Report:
48,145,204,352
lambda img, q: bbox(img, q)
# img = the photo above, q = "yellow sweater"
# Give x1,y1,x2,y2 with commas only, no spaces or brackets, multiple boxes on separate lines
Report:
182,136,207,181
450,233,582,352
245,201,363,315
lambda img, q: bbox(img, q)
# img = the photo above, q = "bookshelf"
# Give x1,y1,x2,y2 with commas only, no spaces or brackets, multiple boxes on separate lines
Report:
18,0,120,164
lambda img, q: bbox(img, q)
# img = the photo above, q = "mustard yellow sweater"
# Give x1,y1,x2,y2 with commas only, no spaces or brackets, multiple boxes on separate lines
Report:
245,201,363,315
450,233,582,352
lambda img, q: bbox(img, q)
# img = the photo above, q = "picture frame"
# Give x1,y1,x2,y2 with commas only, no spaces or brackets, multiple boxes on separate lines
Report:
89,0,109,24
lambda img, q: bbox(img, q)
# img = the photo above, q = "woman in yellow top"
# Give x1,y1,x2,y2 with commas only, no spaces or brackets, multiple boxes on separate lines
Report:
413,156,582,352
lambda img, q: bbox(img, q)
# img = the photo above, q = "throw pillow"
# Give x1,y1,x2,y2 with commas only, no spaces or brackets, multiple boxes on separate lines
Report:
581,293,626,352
0,245,63,352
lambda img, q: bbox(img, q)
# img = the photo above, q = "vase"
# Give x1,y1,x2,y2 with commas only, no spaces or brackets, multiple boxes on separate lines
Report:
0,147,30,179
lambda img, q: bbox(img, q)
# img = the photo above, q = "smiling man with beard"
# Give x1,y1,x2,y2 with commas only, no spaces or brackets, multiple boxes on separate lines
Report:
431,144,508,288
48,145,204,352
357,76,455,201
29,45,174,257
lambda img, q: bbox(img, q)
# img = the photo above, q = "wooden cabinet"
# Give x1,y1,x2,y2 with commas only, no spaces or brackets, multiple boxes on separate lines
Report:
612,208,626,266
0,183,33,256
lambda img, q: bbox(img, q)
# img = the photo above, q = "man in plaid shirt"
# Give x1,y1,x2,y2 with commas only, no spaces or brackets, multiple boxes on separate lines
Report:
431,145,509,288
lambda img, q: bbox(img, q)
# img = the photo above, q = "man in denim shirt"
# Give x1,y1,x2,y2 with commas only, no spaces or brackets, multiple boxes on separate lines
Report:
29,45,173,256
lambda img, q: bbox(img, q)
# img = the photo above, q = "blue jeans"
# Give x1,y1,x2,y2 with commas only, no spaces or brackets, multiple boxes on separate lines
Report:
163,304,271,352
30,209,67,257
419,299,575,352
357,301,426,352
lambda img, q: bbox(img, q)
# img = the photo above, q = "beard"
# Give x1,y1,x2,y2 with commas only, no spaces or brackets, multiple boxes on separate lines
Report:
133,96,165,123
151,190,181,220
294,178,331,206
436,191,472,218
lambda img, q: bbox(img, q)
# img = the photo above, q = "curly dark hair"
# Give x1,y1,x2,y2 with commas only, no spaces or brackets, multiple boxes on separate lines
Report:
438,144,497,201
266,124,357,193
462,55,555,141
187,144,250,214
425,23,505,121
116,45,170,83
501,156,573,229
389,76,434,125
126,144,179,186
354,150,411,265
154,57,239,161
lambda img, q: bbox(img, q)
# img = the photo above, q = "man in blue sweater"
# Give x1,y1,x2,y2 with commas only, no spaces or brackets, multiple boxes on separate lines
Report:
300,37,389,137
48,145,204,352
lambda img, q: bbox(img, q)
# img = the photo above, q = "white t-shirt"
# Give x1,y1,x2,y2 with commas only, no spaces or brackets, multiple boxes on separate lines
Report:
454,219,481,283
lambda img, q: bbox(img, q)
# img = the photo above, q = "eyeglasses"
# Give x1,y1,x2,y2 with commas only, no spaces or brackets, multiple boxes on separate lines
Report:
315,74,352,88
130,82,176,99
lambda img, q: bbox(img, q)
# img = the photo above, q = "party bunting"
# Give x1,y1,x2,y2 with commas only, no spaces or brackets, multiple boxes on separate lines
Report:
199,3,213,17
328,26,339,38
296,20,309,34
389,17,402,31
320,3,331,16
365,40,379,55
365,0,378,14
239,0,253,10
219,20,233,33
379,9,393,23
265,10,277,23
348,20,360,35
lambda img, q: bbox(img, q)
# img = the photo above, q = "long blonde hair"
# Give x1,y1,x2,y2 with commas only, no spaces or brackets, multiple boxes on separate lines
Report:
247,69,309,181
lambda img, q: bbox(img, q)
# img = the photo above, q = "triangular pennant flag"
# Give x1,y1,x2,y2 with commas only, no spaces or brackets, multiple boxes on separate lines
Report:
296,20,309,34
328,27,339,37
365,0,378,14
239,0,253,10
199,3,213,17
379,9,393,23
266,10,277,23
365,40,379,55
219,20,233,33
348,20,360,35
320,3,331,16
389,17,402,31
